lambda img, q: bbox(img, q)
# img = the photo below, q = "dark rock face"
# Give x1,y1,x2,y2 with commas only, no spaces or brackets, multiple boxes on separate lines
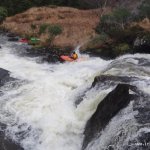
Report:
92,75,138,87
8,37,19,42
0,124,24,150
75,75,138,106
0,68,23,150
5,32,19,41
82,47,116,60
7,33,18,38
0,68,14,86
25,47,70,63
134,44,150,54
82,84,134,150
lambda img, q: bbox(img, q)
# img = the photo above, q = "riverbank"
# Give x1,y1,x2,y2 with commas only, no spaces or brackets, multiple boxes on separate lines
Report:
1,6,150,59
1,6,103,49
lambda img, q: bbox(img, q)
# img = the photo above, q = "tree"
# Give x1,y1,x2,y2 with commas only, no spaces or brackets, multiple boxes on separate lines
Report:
47,24,62,46
39,23,49,35
0,7,8,23
139,0,150,19
98,8,130,32
113,8,131,30
97,0,108,17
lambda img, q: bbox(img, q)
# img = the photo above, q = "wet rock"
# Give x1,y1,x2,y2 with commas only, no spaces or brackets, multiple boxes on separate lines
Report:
7,33,18,38
124,132,150,150
133,37,150,54
75,87,91,106
75,75,138,106
0,68,15,86
25,47,69,63
91,75,138,92
8,37,19,42
0,70,23,150
0,129,24,150
133,93,150,124
83,47,116,60
82,84,135,150
92,75,138,87
134,44,150,54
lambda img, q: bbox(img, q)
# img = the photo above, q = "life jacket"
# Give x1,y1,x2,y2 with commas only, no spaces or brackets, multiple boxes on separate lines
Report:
72,53,78,60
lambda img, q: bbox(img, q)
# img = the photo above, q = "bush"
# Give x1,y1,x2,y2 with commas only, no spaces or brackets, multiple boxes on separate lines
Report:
47,24,62,47
113,43,130,55
48,24,62,36
86,34,109,49
0,6,8,23
30,24,36,30
39,23,49,34
96,13,114,34
113,8,131,28
138,0,150,19
96,7,131,37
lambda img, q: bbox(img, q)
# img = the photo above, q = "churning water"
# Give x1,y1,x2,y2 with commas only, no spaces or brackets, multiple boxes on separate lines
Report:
0,35,111,150
0,34,150,150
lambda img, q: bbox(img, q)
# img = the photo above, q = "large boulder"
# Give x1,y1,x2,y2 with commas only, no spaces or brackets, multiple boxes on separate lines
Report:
75,75,138,106
92,75,138,87
0,68,14,86
82,84,135,150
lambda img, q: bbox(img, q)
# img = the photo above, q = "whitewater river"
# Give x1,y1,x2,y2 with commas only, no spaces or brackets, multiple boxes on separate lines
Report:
0,34,150,150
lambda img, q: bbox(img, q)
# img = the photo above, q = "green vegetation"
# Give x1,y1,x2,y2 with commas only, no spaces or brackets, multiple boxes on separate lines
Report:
139,0,150,19
113,8,131,30
30,24,37,37
0,6,8,23
48,24,62,36
113,43,130,55
94,4,150,57
47,24,62,46
0,0,89,16
30,24,36,30
34,23,63,46
96,7,131,34
39,23,49,34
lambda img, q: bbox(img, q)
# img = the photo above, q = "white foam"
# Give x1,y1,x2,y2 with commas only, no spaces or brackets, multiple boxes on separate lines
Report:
0,43,110,150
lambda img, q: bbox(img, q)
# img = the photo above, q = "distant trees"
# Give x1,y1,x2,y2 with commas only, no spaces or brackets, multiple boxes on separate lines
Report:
0,0,83,16
97,0,108,17
139,0,150,19
0,0,32,15
113,8,131,30
96,7,131,35
0,6,8,23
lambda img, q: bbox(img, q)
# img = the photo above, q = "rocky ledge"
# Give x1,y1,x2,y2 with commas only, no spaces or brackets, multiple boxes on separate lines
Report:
0,68,23,150
82,74,150,150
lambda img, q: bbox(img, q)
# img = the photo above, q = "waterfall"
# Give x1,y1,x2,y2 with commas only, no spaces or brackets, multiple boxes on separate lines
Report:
0,34,110,150
0,34,150,150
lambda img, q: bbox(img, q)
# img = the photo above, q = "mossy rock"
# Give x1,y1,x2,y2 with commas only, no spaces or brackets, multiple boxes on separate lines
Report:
113,43,130,55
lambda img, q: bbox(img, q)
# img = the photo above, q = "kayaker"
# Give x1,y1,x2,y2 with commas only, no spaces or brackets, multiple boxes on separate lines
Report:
71,51,78,60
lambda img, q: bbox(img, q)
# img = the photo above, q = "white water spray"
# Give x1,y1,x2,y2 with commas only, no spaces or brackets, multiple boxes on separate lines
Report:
0,39,110,150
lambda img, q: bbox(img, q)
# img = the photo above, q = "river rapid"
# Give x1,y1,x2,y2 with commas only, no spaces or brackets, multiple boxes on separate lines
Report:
0,34,150,150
